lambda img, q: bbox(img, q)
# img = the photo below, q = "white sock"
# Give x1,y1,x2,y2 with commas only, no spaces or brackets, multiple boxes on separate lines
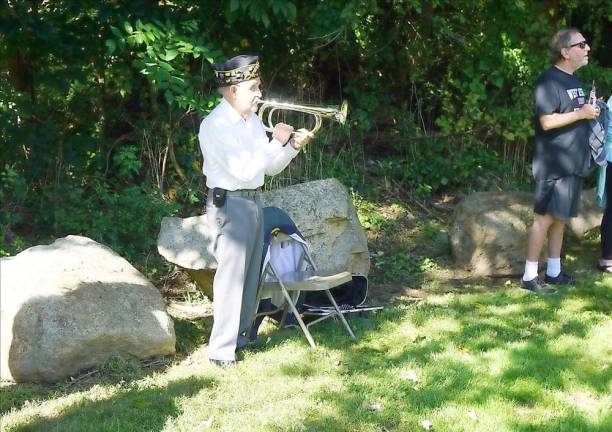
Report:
546,257,561,278
522,260,539,281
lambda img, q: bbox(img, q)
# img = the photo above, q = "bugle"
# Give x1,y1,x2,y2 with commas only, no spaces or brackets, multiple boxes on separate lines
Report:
257,99,348,134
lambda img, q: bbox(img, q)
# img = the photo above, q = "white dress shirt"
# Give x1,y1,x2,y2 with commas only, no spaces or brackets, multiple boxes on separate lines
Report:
199,98,299,190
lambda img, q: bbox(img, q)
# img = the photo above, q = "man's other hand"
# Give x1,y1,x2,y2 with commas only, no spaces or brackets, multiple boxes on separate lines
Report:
579,103,600,120
290,128,315,150
272,122,294,145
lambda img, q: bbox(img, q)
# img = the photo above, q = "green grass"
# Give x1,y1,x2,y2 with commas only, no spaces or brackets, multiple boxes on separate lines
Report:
2,275,611,431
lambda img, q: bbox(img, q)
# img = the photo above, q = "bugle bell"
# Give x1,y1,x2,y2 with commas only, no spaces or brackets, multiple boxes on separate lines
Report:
257,99,348,135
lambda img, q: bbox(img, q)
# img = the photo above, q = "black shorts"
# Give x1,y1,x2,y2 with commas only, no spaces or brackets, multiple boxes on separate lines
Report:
533,176,582,220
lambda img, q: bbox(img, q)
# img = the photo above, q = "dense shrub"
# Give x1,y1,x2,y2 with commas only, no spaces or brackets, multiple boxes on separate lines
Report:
1,0,610,256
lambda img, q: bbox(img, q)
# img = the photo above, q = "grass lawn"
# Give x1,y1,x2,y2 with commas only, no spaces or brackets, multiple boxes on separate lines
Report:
2,274,611,431
2,202,611,431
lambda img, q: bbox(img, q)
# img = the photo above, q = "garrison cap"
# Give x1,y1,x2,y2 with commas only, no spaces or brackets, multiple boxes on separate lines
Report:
212,54,260,87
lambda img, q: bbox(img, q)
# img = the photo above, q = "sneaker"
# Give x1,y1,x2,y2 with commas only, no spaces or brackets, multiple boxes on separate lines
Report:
521,277,557,294
544,271,575,285
597,262,612,273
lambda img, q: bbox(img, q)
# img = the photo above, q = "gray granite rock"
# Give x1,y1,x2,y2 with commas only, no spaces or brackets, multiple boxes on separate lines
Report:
157,215,216,270
261,178,370,276
1,236,175,383
450,188,602,276
156,178,370,296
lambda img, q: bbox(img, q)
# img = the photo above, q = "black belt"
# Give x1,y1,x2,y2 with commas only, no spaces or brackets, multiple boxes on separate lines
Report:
209,188,260,198
226,189,260,197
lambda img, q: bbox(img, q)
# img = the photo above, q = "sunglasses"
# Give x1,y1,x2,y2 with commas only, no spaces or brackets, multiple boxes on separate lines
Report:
568,41,588,49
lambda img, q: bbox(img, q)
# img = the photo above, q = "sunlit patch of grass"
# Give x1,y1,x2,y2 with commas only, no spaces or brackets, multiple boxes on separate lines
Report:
2,271,611,431
554,389,612,417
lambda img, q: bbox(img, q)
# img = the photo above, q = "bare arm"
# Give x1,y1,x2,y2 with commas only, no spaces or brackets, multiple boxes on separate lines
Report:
539,103,599,131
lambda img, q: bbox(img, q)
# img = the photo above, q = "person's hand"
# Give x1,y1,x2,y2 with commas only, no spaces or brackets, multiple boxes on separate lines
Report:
289,128,315,150
579,103,599,120
272,122,294,145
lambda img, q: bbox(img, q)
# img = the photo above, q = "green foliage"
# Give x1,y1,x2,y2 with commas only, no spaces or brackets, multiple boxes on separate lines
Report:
1,0,610,262
372,250,437,283
113,145,143,179
109,18,221,110
99,355,142,381
0,165,28,256
28,178,179,266
174,319,209,354
353,192,387,230
228,0,298,27
403,140,509,195
364,138,517,196
417,221,442,241
0,165,27,225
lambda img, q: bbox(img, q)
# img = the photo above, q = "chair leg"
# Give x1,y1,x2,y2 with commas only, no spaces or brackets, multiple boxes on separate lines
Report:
324,290,357,340
279,287,317,348
278,290,300,327
247,280,265,341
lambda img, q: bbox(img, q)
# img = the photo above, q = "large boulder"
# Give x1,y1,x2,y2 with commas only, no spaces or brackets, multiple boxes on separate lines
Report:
569,187,603,238
157,178,370,295
1,236,176,383
261,178,370,276
450,188,602,276
156,215,216,271
157,215,217,299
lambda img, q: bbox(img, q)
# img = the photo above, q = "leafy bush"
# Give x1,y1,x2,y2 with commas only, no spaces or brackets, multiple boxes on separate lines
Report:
24,177,179,267
0,165,28,256
1,0,610,266
372,251,436,283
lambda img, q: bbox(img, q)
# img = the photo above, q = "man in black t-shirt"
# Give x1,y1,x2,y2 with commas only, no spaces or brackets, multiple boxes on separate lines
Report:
521,28,601,294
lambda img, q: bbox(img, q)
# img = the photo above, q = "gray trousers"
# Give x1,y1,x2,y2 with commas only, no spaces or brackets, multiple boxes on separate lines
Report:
206,190,263,361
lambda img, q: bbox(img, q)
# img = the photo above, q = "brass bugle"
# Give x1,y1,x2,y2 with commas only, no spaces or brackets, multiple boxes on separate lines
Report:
257,99,348,134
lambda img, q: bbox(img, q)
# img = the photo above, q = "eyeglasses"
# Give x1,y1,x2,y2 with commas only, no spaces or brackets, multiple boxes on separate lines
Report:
235,81,261,93
568,41,588,49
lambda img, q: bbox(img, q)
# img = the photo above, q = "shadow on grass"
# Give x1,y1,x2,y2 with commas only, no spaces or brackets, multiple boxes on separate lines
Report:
1,317,211,418
173,318,211,355
262,274,611,431
0,383,60,417
511,410,612,432
240,204,612,430
8,376,214,432
0,356,171,418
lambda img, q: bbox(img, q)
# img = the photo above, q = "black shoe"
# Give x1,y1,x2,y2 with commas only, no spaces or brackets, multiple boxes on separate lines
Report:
521,277,557,294
544,271,575,285
210,359,237,368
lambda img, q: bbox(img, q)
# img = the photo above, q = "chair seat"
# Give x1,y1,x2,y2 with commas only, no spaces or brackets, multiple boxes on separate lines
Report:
263,270,352,292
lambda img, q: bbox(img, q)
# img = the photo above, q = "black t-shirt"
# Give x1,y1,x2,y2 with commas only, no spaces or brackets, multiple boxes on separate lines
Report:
532,66,590,180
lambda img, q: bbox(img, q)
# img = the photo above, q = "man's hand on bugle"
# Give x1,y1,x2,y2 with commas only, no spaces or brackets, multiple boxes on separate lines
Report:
272,122,294,145
289,128,315,150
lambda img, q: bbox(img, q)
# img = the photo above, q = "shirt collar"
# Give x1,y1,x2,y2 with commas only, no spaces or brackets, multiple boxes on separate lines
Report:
220,98,253,124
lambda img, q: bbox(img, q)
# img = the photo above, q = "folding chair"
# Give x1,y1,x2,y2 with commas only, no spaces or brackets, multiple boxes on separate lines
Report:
253,207,357,347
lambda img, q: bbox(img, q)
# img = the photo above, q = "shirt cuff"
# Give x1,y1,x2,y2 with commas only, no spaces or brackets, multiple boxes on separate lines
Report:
285,144,300,157
270,138,298,157
269,138,285,149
